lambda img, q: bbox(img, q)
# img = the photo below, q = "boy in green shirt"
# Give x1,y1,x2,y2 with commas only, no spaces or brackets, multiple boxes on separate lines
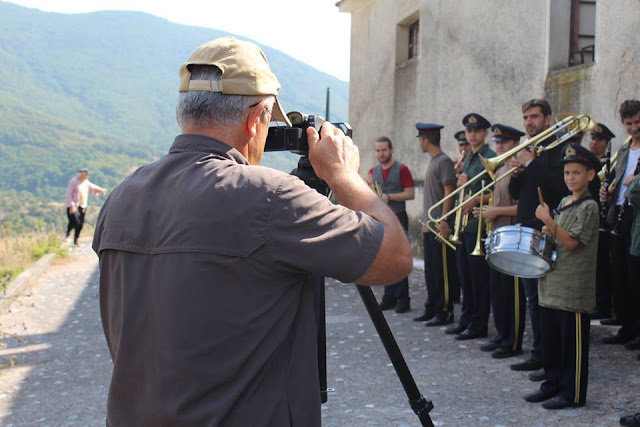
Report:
523,143,600,409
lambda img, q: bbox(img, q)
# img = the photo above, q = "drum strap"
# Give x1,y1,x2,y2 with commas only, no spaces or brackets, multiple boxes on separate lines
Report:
552,194,592,217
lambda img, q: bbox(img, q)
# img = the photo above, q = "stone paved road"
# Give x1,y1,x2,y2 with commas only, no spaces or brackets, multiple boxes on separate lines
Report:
0,240,638,426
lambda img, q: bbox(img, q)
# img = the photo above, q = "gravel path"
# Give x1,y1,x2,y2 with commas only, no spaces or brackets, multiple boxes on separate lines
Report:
0,240,638,426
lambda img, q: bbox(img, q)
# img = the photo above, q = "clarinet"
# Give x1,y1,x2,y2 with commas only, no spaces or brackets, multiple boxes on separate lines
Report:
598,141,612,232
611,154,640,236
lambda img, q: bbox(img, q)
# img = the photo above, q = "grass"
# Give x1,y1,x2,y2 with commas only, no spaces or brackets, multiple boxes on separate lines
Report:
0,233,67,292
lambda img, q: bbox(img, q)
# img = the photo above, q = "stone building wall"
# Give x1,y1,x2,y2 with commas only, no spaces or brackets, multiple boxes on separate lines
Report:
338,0,640,221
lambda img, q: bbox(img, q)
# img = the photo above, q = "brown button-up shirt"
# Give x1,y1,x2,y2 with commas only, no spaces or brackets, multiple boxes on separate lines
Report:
93,134,384,426
491,164,517,229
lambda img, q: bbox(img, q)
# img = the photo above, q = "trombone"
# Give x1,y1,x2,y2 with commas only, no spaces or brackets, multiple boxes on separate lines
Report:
426,114,597,247
470,180,487,256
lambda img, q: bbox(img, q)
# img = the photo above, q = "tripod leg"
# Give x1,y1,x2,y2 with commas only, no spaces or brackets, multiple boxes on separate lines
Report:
355,284,435,427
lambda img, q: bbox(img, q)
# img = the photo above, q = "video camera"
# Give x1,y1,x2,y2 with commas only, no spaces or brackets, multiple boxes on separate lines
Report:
265,111,352,155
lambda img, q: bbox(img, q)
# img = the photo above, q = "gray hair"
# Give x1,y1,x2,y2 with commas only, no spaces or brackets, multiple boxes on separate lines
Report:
176,65,274,130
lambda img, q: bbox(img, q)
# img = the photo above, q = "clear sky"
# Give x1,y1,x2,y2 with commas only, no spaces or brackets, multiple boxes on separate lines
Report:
4,0,352,81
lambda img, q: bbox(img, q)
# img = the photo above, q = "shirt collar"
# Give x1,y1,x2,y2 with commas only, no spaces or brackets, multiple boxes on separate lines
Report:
168,134,250,165
472,143,492,157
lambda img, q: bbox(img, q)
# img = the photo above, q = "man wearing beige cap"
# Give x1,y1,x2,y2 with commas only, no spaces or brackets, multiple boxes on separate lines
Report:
93,37,411,426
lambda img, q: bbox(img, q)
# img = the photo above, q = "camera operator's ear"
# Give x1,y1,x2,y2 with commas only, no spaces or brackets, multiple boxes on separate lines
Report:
245,101,266,138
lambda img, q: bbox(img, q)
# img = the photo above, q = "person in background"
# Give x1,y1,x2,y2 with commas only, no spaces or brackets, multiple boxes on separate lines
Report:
65,168,107,246
588,123,616,321
476,124,525,359
449,113,495,341
507,98,567,373
413,123,457,326
367,136,416,314
602,100,640,348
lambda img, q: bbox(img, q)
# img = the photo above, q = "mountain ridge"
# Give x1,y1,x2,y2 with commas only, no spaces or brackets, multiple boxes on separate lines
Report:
0,1,349,234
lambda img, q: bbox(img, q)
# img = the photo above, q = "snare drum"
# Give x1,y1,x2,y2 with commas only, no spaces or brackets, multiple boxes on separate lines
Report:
484,225,556,278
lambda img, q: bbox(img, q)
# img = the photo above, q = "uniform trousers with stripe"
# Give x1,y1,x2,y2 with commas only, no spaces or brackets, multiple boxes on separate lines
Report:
456,234,472,330
462,231,490,333
489,269,525,351
539,306,590,405
423,232,455,318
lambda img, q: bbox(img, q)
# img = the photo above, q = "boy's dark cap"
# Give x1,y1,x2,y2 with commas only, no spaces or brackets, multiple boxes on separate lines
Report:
560,143,600,169
462,113,491,129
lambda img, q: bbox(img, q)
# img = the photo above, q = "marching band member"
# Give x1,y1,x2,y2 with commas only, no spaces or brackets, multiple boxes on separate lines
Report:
525,143,600,410
588,123,616,321
475,124,526,358
367,136,416,314
414,123,457,326
450,113,495,341
602,100,640,348
507,99,568,373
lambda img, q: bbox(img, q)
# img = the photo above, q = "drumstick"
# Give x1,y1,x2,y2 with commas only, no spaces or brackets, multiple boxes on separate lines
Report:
537,187,544,205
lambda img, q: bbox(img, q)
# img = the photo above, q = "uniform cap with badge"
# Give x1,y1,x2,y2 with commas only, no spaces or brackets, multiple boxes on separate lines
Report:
491,124,525,142
560,143,600,170
455,130,469,145
590,123,615,141
462,113,491,129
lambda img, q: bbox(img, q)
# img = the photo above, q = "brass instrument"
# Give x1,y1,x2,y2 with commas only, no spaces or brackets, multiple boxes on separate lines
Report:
484,191,495,236
454,151,468,176
425,114,597,246
449,191,465,245
471,180,486,256
372,180,383,197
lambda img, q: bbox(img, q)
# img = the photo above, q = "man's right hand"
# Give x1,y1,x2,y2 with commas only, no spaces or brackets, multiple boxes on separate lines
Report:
69,205,77,214
307,122,359,184
457,173,468,187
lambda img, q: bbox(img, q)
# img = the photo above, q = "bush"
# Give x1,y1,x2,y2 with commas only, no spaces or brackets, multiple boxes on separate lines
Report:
30,233,67,260
0,266,23,292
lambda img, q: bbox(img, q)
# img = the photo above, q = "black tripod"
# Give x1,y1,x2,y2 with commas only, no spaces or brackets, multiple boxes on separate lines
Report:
293,157,435,427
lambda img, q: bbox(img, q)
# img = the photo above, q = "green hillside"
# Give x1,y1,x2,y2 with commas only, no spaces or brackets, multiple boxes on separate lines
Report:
0,1,349,235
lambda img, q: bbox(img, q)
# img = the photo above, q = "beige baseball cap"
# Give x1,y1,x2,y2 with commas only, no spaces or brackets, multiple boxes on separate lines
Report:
179,36,291,126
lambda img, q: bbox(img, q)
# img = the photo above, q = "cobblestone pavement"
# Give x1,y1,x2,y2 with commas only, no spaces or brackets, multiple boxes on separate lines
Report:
0,241,638,426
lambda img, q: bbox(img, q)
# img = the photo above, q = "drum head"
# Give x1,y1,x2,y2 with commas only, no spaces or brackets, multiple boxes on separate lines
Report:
486,251,551,278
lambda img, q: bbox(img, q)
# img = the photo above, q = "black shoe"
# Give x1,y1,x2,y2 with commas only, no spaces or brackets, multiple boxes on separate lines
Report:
379,299,397,311
600,318,622,326
528,368,545,382
523,390,556,403
603,333,634,344
394,300,410,314
425,313,454,327
542,395,583,410
510,357,543,371
624,337,640,350
620,413,640,427
480,341,500,352
455,329,488,341
413,309,435,322
491,347,522,359
445,323,467,335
